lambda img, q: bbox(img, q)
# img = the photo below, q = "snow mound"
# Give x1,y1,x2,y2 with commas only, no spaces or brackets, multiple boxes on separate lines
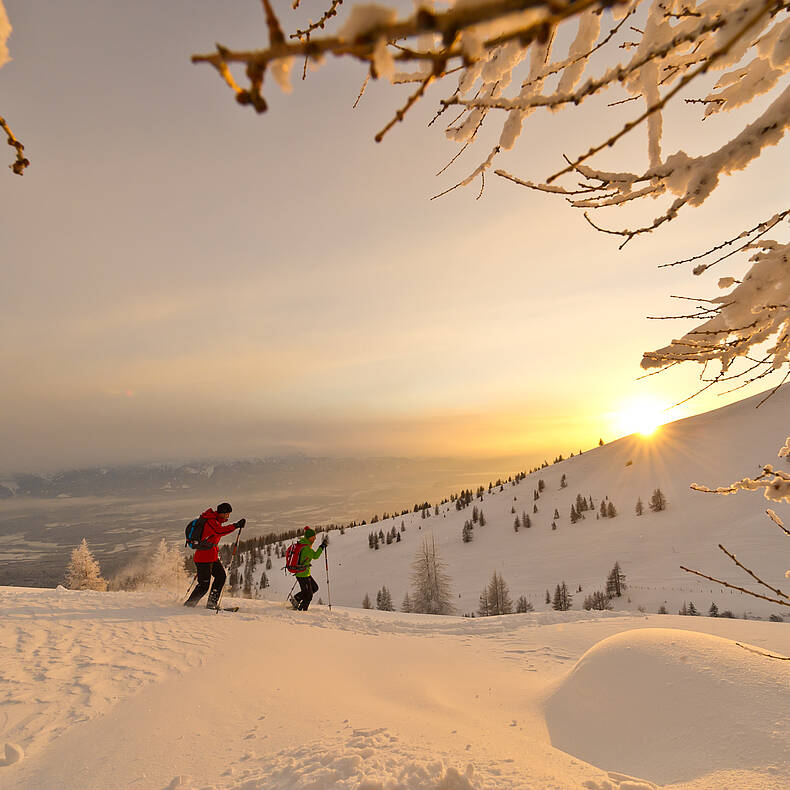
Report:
545,628,790,785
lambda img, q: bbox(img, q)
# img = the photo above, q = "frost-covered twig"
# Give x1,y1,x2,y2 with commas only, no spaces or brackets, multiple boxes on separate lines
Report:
193,0,611,114
291,0,345,40
765,508,789,535
679,564,790,607
690,464,790,503
717,542,790,601
659,210,790,269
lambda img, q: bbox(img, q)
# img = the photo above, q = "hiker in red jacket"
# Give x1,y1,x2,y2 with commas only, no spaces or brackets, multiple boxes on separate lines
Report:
184,502,245,609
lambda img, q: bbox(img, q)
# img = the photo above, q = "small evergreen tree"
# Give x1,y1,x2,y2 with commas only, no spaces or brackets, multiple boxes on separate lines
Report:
687,601,699,616
362,593,372,609
607,501,617,518
477,587,492,617
552,582,572,611
570,505,579,524
583,590,613,611
479,511,486,526
479,571,513,615
260,571,269,590
401,592,412,612
462,521,474,543
606,562,626,597
553,508,560,519
65,539,108,591
376,586,394,611
649,488,667,511
410,536,455,615
560,473,567,488
515,595,534,613
545,589,551,604
708,602,719,617
600,501,608,518
521,511,530,529
513,516,520,532
635,497,644,516
533,503,538,514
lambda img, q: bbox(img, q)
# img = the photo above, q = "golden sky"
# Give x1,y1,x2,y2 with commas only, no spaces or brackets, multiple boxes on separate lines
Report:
1,1,787,472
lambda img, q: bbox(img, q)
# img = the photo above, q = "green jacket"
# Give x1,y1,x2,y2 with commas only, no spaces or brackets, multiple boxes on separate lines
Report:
295,539,324,578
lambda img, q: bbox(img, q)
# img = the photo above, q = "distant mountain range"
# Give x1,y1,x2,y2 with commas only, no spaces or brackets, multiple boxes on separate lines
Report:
0,455,495,501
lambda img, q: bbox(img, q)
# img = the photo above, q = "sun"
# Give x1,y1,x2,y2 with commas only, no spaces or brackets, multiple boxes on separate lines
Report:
612,398,665,438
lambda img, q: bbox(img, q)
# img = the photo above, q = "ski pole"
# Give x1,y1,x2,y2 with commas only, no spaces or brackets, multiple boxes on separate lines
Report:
215,526,242,614
324,546,332,611
286,579,297,608
184,573,197,602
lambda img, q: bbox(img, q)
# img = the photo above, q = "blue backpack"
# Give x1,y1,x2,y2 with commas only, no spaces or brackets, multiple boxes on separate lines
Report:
185,516,212,550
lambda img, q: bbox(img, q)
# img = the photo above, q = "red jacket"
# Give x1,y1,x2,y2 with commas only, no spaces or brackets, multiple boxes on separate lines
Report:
193,508,238,563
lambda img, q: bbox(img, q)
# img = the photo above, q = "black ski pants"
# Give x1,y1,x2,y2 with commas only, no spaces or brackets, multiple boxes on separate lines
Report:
294,576,319,610
184,561,226,607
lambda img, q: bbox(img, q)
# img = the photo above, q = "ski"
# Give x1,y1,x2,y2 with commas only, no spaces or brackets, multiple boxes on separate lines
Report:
207,605,240,612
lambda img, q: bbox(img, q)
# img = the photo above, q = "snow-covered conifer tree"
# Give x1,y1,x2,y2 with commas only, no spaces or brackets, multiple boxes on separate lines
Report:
146,539,187,590
65,539,108,591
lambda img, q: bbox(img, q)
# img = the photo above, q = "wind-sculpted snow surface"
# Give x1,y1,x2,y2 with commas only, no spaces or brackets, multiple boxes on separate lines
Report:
3,590,790,790
0,587,218,763
546,628,790,785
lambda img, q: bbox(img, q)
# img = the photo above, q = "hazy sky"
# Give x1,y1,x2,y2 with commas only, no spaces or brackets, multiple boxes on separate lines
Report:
1,1,788,473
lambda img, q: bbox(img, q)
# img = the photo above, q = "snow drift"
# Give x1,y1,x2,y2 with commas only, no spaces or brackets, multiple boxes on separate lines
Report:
546,628,790,784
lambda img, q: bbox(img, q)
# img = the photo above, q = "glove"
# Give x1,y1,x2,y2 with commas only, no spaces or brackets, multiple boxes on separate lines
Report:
320,536,328,548
236,518,246,529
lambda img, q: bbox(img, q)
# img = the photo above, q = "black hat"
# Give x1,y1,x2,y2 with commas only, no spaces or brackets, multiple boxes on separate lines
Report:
216,502,233,514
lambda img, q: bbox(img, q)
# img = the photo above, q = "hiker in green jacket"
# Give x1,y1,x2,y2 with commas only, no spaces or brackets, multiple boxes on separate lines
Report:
291,526,327,611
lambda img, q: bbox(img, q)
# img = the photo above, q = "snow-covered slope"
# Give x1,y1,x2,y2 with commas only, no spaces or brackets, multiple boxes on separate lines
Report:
257,386,790,619
1,588,788,790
